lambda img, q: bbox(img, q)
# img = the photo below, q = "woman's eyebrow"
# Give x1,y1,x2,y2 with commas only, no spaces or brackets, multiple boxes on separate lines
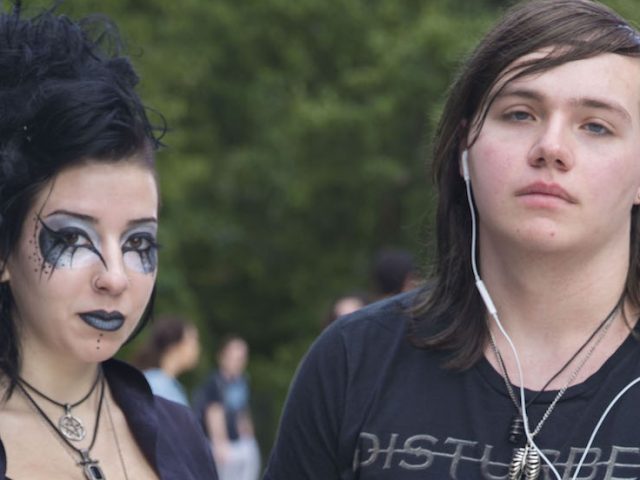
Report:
43,209,96,224
44,210,157,228
127,217,158,228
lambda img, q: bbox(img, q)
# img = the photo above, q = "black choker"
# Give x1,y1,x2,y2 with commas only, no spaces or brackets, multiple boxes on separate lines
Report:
17,370,107,480
18,370,101,442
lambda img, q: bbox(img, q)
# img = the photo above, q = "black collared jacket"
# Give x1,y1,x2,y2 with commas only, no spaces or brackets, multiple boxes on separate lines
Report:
0,359,218,479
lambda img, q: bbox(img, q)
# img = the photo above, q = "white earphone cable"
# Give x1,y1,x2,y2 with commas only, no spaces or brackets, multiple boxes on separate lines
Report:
463,149,562,480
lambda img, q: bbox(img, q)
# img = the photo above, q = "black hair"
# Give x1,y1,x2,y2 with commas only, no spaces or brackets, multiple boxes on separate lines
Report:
372,248,416,296
0,2,165,391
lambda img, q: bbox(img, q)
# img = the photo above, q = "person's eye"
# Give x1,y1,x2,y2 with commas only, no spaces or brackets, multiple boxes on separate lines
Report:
57,228,92,247
504,110,534,122
123,233,158,252
583,122,612,136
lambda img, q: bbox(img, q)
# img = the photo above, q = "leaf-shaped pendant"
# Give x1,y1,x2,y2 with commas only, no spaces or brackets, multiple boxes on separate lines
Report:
524,448,541,480
509,446,527,480
509,444,541,480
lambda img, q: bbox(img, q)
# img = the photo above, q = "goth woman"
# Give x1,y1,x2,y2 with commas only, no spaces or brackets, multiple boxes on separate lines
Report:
0,3,217,479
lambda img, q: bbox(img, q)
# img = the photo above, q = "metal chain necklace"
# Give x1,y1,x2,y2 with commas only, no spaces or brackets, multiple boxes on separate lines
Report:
105,392,130,480
18,369,101,442
18,371,107,480
489,303,619,480
502,299,621,446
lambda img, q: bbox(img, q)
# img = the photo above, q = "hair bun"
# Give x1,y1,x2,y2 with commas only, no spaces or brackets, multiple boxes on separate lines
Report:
107,57,139,87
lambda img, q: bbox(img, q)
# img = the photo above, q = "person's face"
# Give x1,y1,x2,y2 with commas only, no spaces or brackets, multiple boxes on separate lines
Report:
179,327,201,372
3,159,158,364
334,297,364,317
466,52,640,255
219,339,248,378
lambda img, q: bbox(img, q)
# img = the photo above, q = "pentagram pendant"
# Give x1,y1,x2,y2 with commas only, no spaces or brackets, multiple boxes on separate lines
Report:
59,404,86,442
509,443,541,480
79,449,106,480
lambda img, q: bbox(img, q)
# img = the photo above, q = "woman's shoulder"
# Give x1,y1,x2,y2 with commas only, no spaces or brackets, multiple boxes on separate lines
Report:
104,359,217,478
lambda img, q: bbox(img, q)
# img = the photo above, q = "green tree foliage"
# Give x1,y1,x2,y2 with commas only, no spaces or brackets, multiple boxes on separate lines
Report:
45,0,640,457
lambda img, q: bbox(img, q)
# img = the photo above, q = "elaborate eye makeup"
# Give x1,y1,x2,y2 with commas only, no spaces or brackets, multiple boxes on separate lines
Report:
38,215,105,272
37,212,158,275
122,229,159,274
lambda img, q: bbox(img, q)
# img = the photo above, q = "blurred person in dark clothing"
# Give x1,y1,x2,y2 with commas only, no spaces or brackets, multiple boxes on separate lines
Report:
194,336,260,480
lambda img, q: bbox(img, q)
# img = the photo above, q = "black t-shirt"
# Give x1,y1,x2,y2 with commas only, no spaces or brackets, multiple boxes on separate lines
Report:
264,291,640,479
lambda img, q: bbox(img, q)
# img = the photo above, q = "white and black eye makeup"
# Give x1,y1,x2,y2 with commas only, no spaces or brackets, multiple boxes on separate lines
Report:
121,222,159,274
37,212,159,275
38,213,105,272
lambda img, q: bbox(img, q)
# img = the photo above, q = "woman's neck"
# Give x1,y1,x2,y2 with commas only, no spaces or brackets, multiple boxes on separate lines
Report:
17,342,101,405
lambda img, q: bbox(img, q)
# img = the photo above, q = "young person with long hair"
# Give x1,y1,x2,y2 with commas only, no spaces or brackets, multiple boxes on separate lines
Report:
195,336,260,480
0,3,217,479
265,1,640,478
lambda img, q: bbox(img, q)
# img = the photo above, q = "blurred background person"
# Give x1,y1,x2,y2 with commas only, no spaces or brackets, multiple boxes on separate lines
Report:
322,291,369,329
134,315,201,406
371,247,421,299
194,335,260,480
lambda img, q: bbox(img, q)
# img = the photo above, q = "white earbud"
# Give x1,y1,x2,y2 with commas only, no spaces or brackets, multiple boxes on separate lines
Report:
461,149,495,315
461,149,470,182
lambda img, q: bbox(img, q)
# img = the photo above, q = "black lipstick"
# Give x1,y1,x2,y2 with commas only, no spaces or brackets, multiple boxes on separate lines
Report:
79,310,125,332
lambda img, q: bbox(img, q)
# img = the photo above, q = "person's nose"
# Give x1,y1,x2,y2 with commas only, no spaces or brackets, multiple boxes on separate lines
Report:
527,116,574,172
91,244,128,296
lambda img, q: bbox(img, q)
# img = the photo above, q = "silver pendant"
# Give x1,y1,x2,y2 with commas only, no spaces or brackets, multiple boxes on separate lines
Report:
509,444,541,480
83,463,106,480
59,404,86,441
80,449,106,480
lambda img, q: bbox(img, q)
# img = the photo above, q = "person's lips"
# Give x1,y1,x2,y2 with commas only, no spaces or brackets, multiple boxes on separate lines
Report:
79,310,125,332
515,182,577,204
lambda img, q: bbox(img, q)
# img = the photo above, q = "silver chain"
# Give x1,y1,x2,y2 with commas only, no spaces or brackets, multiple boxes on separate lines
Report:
105,393,130,480
489,309,616,438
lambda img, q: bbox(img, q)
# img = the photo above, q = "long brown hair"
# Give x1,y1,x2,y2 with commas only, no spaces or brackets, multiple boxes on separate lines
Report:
410,0,640,369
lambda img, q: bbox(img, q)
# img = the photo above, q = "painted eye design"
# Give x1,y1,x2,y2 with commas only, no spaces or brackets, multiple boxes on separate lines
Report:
38,220,103,271
123,233,158,253
57,228,92,248
122,232,159,274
